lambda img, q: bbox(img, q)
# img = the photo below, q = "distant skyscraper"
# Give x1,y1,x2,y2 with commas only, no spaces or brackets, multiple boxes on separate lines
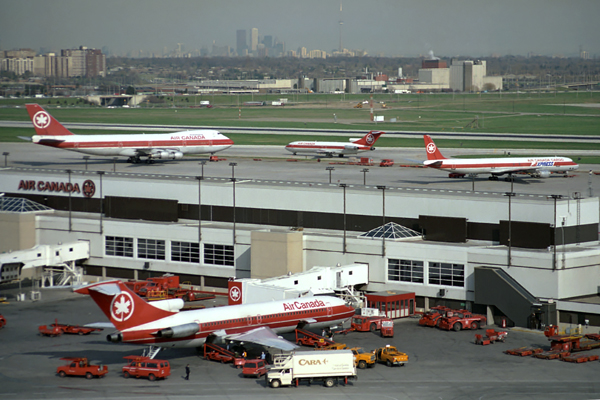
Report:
236,29,247,56
251,28,258,52
263,35,273,49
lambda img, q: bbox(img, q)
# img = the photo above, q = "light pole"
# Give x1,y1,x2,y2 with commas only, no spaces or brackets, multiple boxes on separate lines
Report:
2,152,9,167
550,194,562,271
196,176,203,245
377,185,386,257
200,160,207,179
361,168,369,185
66,169,72,232
97,171,104,234
230,162,237,245
504,192,515,267
112,157,118,172
326,166,335,183
340,183,347,254
83,156,90,171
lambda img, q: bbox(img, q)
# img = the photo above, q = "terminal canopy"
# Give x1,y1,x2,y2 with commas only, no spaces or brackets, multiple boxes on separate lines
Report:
359,222,421,241
0,197,53,213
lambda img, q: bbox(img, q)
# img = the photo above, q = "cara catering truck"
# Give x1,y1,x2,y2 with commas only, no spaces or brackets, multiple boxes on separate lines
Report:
266,350,356,388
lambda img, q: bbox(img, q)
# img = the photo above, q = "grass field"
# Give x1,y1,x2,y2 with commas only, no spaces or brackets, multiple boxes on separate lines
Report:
1,91,599,152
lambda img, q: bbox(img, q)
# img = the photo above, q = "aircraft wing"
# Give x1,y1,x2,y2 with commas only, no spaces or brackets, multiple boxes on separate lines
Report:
316,149,337,157
84,322,116,329
490,167,539,175
224,326,300,351
37,138,66,145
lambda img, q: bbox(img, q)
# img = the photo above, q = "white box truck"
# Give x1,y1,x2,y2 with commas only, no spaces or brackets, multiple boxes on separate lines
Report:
266,349,356,388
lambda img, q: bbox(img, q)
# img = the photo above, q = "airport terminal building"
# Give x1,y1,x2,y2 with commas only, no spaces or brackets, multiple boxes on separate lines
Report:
1,167,599,330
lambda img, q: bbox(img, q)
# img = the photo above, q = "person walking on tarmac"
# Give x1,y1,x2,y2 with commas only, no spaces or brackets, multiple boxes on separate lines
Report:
185,364,190,380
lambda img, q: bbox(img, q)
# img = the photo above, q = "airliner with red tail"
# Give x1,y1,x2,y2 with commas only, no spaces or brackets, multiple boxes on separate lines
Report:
423,135,579,180
76,280,355,357
25,104,233,163
285,131,383,157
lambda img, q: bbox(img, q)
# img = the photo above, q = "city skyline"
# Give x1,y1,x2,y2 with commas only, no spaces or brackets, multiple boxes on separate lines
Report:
1,0,600,58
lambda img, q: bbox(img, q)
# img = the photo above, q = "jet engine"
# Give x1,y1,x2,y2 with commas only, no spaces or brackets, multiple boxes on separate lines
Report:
533,170,551,178
151,150,183,160
107,332,122,343
166,150,184,160
155,322,200,339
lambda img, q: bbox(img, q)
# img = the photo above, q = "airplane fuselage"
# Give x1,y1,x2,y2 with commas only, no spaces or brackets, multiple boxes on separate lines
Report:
424,156,579,176
285,141,372,156
116,296,354,348
32,130,233,157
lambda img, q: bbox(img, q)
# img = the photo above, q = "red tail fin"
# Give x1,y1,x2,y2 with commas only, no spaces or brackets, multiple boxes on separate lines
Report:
75,280,177,331
26,103,74,136
424,135,446,160
352,130,384,146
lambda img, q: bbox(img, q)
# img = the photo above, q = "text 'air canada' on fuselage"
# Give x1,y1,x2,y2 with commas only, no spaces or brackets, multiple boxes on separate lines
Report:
24,103,233,164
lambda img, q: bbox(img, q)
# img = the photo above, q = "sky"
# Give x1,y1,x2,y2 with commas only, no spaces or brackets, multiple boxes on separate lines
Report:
1,0,599,58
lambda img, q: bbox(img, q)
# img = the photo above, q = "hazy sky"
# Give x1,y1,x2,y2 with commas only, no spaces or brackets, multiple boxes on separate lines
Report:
1,0,599,57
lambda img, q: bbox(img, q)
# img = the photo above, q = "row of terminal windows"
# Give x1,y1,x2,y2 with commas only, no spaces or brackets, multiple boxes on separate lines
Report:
388,259,464,287
105,236,234,266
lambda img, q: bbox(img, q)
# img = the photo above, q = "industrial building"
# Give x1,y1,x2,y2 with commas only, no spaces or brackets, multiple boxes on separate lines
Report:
1,166,599,331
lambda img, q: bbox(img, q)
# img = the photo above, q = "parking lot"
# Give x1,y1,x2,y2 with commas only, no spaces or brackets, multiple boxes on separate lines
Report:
1,285,599,400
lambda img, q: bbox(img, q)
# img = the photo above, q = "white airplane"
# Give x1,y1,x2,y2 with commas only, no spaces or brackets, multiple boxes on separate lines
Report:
285,130,384,158
423,135,579,180
76,280,355,357
24,103,233,163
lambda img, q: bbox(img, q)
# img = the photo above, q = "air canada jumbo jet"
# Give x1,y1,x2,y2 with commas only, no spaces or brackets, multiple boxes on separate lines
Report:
24,103,233,163
76,280,356,358
285,130,384,158
422,135,579,180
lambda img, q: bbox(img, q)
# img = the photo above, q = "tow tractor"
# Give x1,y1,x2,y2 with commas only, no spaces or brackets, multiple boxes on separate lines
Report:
418,306,452,327
56,357,108,379
437,310,486,331
203,343,245,368
39,319,103,336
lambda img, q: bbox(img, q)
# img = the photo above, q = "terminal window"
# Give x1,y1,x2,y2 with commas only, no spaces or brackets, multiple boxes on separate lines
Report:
388,259,424,283
105,236,134,257
138,238,166,260
429,262,464,287
171,241,200,263
204,244,234,266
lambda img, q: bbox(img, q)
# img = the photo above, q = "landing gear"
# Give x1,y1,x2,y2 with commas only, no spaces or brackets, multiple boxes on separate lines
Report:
145,158,154,164
127,156,142,164
488,175,499,181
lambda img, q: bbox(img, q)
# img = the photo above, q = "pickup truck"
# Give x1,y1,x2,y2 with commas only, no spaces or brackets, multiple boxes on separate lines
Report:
373,345,408,367
56,357,108,379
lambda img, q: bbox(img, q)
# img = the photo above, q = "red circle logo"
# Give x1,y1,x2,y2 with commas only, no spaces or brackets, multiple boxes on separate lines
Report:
426,143,436,154
33,111,51,129
229,286,241,302
110,292,134,322
82,180,96,198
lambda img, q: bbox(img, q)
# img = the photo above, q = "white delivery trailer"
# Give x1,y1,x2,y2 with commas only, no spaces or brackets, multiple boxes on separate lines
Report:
266,349,356,388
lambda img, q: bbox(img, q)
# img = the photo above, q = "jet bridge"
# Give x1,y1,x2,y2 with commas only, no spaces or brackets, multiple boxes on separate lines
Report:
0,241,90,287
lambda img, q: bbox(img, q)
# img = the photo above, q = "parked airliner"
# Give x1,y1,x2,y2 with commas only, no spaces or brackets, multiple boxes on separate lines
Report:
423,135,579,180
285,131,383,157
25,104,233,163
76,280,355,357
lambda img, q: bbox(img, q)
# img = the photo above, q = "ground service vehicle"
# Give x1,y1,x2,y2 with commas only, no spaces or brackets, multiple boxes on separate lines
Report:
204,343,244,366
39,319,103,336
374,345,408,367
351,315,392,333
475,329,508,345
56,357,108,379
380,319,394,337
350,347,376,369
0,314,5,328
418,306,452,327
242,359,268,378
266,350,356,388
438,310,486,331
380,159,394,167
122,356,170,381
295,329,336,348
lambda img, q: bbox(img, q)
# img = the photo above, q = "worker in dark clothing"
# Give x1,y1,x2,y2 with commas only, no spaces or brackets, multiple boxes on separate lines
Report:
185,364,190,380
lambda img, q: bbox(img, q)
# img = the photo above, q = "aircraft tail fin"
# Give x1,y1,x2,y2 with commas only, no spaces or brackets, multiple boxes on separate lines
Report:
424,135,446,160
25,103,74,136
75,280,177,332
352,130,384,147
